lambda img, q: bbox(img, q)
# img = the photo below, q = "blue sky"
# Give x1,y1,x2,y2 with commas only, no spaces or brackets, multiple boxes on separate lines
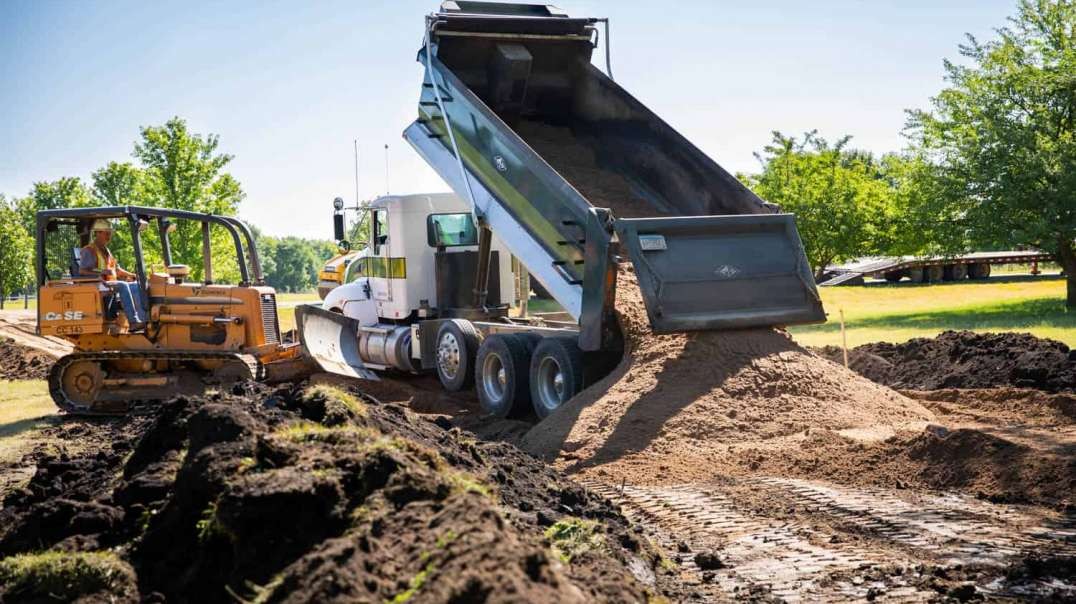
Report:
2,0,1015,238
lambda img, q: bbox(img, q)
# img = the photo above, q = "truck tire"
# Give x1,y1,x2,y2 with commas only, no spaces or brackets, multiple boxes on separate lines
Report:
529,337,584,419
435,320,480,392
969,263,991,279
475,334,532,418
907,267,925,283
925,265,944,283
944,264,968,281
884,271,903,282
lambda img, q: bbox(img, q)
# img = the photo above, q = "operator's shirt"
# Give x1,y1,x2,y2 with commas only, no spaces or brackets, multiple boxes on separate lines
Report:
79,245,117,279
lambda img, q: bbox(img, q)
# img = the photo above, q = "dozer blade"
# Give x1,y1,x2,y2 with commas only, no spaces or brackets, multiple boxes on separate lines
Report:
295,304,379,381
615,214,826,332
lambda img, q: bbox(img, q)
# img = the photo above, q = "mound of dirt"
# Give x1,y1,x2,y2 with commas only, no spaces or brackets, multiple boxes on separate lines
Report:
523,265,933,484
0,338,54,381
816,331,1076,392
0,382,683,602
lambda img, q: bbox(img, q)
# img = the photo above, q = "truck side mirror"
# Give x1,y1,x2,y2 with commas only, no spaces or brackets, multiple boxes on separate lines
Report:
333,213,345,242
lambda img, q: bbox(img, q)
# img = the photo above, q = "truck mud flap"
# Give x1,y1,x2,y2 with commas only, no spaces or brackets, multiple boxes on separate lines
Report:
295,304,379,381
615,214,826,332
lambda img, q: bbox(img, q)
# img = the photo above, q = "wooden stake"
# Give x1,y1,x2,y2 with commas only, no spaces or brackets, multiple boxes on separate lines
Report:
839,308,849,368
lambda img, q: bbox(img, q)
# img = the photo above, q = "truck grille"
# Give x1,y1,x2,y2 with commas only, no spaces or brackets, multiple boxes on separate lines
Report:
261,294,280,345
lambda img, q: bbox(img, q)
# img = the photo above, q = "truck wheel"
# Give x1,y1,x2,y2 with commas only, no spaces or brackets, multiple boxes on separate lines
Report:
435,320,480,391
884,271,903,282
969,263,991,279
476,334,532,418
907,267,925,283
944,264,968,281
530,337,584,419
925,265,944,282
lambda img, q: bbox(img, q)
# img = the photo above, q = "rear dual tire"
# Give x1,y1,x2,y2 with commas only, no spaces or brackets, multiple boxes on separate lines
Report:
475,334,533,418
473,333,585,420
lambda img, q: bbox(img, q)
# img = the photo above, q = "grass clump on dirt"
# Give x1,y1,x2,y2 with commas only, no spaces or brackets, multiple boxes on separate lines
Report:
544,517,605,563
303,383,368,421
274,420,374,444
0,550,132,600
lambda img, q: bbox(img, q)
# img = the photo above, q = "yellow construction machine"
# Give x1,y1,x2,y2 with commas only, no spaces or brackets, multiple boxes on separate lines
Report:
34,206,308,414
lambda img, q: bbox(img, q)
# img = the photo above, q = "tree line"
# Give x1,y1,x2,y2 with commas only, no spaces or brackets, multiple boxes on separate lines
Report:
0,117,338,297
741,0,1075,306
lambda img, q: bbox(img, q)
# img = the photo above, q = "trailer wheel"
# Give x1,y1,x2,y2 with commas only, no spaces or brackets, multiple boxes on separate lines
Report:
530,337,584,419
907,267,925,283
925,265,944,282
884,271,903,282
944,264,968,281
435,320,480,391
476,334,532,418
969,263,991,279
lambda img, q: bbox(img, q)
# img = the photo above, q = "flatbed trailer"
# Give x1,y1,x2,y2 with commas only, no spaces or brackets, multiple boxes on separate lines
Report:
819,250,1055,286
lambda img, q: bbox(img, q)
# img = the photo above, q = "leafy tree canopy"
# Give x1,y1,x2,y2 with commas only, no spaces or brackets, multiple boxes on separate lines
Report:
907,0,1076,305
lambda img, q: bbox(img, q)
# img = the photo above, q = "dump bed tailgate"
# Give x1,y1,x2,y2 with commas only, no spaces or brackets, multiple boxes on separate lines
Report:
616,214,825,332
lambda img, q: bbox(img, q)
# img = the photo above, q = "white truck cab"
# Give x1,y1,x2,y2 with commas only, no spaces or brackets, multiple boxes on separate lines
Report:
321,193,527,371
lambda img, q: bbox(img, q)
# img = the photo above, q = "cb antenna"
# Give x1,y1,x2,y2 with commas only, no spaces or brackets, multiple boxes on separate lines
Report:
384,143,390,194
353,139,360,207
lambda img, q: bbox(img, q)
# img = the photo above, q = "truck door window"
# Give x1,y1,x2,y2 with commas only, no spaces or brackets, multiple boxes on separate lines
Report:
427,213,478,247
371,209,388,254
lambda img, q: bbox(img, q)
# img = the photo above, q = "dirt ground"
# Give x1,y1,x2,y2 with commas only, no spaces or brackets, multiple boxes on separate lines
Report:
1,302,1075,601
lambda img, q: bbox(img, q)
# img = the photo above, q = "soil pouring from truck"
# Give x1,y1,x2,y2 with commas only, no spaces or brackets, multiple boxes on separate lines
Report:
297,2,825,419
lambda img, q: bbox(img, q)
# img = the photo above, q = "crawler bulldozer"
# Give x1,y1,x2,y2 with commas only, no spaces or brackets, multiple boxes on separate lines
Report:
34,206,308,414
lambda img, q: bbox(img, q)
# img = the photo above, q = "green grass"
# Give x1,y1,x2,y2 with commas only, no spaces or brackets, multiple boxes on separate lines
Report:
0,551,130,600
0,299,36,311
789,276,1075,348
0,380,56,465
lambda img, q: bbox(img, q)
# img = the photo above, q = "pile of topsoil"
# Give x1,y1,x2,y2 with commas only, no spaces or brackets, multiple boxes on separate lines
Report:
816,331,1076,392
523,265,934,484
0,338,54,381
0,383,683,603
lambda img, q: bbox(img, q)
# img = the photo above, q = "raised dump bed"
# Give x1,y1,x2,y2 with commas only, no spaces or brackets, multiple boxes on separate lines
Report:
405,2,824,349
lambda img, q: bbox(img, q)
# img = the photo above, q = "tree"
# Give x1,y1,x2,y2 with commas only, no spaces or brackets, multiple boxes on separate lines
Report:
743,131,892,278
907,0,1076,305
265,237,319,292
0,199,34,305
92,161,145,207
14,177,92,235
133,117,245,282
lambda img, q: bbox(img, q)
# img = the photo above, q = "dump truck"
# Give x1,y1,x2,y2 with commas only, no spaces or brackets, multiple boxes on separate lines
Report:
35,206,309,413
297,1,825,419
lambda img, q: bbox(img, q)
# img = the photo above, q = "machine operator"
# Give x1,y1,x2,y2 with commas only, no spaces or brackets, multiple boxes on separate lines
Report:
79,219,146,330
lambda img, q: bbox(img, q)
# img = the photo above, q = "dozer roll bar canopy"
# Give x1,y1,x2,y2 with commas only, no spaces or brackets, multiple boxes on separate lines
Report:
35,206,265,288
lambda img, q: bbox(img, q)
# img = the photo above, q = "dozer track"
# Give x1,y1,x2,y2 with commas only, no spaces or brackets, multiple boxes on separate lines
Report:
48,351,261,415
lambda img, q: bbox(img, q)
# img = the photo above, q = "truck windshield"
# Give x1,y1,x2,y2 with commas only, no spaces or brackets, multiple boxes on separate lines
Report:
427,213,478,247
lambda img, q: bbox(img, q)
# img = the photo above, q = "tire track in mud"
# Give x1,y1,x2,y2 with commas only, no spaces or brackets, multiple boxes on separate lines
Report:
586,478,1076,602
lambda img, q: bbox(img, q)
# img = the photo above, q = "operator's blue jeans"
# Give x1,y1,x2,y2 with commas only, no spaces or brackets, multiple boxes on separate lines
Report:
108,281,146,327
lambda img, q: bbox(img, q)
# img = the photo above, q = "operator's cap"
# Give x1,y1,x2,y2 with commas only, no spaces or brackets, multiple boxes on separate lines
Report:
91,219,114,232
